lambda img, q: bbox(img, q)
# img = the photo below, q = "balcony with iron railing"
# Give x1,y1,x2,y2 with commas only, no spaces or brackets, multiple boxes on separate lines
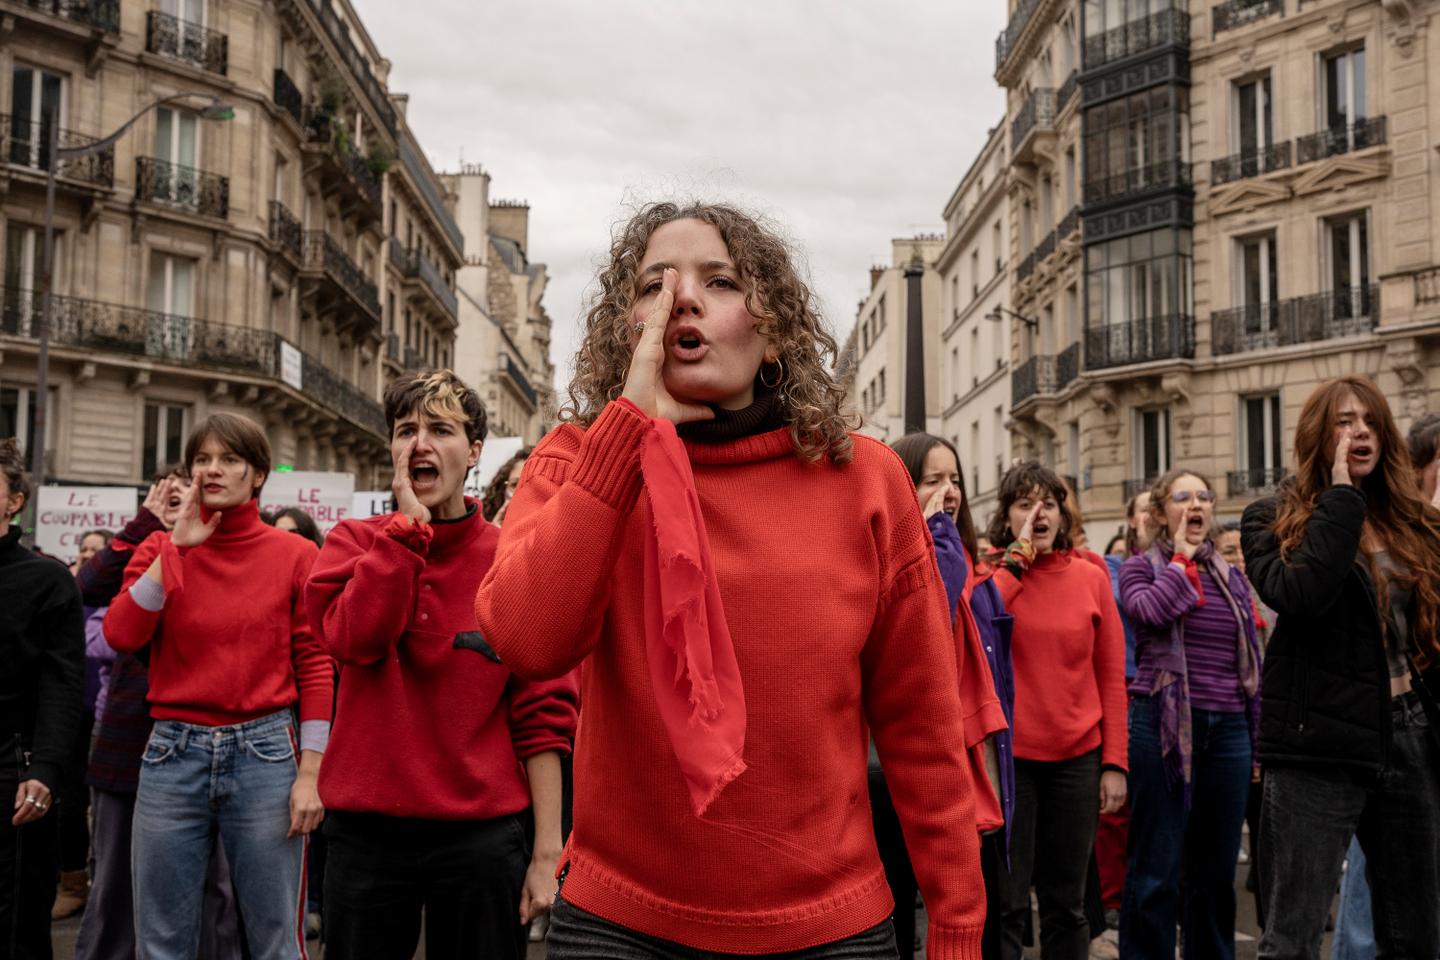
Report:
1296,117,1387,165
1012,354,1058,406
303,232,380,323
1017,249,1038,284
272,68,303,127
1011,89,1057,163
391,245,459,322
297,348,385,437
1083,159,1192,207
501,353,538,409
17,0,120,33
1057,70,1079,110
995,0,1044,73
146,10,228,75
1210,287,1378,356
1057,206,1080,241
268,201,303,262
1083,7,1190,71
1213,0,1283,36
0,113,114,189
1057,341,1080,386
1085,314,1195,370
1211,141,1292,186
303,0,397,137
302,108,383,220
135,157,229,219
1227,467,1287,498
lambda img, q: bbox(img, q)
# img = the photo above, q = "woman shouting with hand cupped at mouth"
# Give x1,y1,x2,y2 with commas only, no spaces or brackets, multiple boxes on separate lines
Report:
474,203,987,959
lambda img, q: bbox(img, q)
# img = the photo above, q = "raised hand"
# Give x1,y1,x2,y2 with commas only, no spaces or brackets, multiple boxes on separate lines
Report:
1332,428,1353,488
621,268,715,425
140,477,168,520
923,485,950,521
392,438,430,525
1016,502,1043,543
169,482,221,548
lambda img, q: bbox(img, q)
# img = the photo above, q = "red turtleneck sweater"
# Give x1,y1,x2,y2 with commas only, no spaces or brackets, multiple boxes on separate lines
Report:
473,400,985,959
104,499,332,726
305,501,578,820
994,551,1128,769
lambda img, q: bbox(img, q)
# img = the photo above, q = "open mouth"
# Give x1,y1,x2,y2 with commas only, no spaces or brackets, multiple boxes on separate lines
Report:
1032,522,1051,539
667,326,708,362
410,463,440,489
1349,444,1373,460
1186,514,1206,532
202,483,225,495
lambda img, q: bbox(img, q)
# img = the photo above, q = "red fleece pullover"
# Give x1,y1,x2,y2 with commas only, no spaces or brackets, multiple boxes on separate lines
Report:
305,502,578,820
473,399,985,959
103,499,332,726
994,550,1128,769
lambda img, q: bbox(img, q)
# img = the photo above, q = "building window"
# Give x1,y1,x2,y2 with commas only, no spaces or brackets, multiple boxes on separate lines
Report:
1068,422,1081,480
1135,407,1172,482
1083,86,1190,205
876,296,886,333
1232,73,1274,172
1086,229,1193,331
950,346,960,401
971,326,981,387
1322,46,1366,134
1241,393,1282,482
1,386,55,460
153,106,199,186
9,65,65,170
1326,211,1370,295
3,223,48,335
146,252,196,361
143,402,187,480
993,222,1003,276
160,0,206,24
970,250,980,298
1236,231,1279,329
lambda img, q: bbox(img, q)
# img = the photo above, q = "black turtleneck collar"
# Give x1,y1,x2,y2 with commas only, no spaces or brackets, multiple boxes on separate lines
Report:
678,381,786,444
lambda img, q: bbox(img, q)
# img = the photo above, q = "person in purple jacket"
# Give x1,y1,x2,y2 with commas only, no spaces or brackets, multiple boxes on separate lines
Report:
1116,468,1262,960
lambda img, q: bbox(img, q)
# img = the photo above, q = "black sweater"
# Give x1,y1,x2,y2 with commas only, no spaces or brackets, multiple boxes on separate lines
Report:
0,524,85,789
1242,485,1396,771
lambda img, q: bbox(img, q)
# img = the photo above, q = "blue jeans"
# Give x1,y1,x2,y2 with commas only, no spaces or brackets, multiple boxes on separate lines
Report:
1331,837,1375,960
1119,698,1252,960
132,711,305,960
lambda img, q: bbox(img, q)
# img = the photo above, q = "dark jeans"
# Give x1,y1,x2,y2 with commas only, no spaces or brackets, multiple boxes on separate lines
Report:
1119,699,1252,960
56,711,93,872
0,736,59,960
867,771,917,959
322,809,530,960
546,896,900,959
999,749,1100,960
979,830,1010,960
1258,691,1440,960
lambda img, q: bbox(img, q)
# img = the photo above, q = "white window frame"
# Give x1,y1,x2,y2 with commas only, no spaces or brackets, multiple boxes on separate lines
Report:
143,401,189,479
10,63,67,168
1239,393,1283,474
1230,72,1274,163
1134,406,1172,480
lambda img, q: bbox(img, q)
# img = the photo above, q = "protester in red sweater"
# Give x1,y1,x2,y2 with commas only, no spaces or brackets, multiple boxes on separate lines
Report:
474,203,985,959
306,370,577,959
104,413,330,960
983,462,1127,960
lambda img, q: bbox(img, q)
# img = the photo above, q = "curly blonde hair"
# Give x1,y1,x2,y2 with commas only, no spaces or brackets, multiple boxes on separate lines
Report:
564,202,856,465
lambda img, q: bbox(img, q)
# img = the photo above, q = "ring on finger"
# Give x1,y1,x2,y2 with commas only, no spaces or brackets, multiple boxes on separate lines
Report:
632,321,645,336
24,796,39,807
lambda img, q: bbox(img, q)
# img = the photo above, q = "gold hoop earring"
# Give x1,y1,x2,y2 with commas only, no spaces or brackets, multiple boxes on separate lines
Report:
759,356,784,389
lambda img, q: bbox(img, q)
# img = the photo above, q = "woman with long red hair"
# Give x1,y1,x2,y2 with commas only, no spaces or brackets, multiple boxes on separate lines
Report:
1241,375,1440,959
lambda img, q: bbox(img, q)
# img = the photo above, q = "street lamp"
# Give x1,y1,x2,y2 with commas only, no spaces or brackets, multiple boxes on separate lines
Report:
985,305,1039,330
27,93,233,504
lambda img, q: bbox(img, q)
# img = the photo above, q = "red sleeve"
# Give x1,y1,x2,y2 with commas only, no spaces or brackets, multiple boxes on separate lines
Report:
861,468,984,959
1092,568,1129,771
288,542,333,724
506,668,580,760
305,519,423,666
474,400,650,679
992,565,1023,608
100,532,168,653
955,600,1007,748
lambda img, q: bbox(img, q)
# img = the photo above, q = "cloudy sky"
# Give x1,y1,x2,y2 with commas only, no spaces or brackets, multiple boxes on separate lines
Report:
351,1,1007,378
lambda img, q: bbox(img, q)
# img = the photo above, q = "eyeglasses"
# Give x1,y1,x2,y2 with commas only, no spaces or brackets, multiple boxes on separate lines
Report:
1169,490,1218,505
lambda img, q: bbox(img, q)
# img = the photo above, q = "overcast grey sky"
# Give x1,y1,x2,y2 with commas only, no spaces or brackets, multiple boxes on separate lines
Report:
351,1,1007,379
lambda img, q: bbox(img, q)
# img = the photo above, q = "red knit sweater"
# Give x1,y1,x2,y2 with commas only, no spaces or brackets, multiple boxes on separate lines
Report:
994,550,1128,769
305,503,578,820
104,499,333,726
473,400,985,959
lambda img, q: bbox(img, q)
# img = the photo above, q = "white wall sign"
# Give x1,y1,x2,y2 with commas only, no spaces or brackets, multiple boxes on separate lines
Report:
280,340,303,391
260,471,354,533
351,491,393,520
36,486,139,565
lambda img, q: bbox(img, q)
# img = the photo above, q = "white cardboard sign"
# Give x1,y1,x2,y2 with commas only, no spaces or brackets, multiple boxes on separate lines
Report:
36,485,139,564
260,471,354,533
351,491,393,520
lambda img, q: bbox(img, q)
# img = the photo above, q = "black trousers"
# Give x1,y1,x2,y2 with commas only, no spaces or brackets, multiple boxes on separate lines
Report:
321,809,530,960
998,750,1101,960
867,771,917,959
0,736,59,960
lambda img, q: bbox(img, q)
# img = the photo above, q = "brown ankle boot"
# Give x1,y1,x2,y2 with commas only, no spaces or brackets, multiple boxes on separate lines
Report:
51,870,89,921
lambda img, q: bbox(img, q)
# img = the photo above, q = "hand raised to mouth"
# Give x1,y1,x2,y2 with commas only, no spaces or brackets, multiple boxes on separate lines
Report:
393,438,432,525
621,268,716,426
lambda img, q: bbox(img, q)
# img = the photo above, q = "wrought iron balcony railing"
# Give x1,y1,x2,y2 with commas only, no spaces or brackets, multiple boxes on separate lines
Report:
135,157,229,218
1057,206,1080,240
1034,228,1056,264
0,287,277,376
1211,141,1292,185
1057,341,1080,387
1210,287,1379,356
302,109,382,213
1012,354,1058,405
273,68,303,127
146,11,228,76
1083,159,1192,206
1213,0,1283,36
1012,89,1057,152
304,0,397,137
0,113,114,188
1227,467,1287,498
384,332,401,362
1083,7,1190,70
1017,249,1038,283
389,244,459,319
503,353,538,408
1296,117,1387,165
304,232,380,319
298,348,385,437
1085,314,1195,370
1057,70,1079,109
19,0,119,33
995,0,1044,72
268,201,303,261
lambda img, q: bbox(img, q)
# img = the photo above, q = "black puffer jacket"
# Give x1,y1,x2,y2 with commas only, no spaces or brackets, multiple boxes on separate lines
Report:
1241,485,1394,772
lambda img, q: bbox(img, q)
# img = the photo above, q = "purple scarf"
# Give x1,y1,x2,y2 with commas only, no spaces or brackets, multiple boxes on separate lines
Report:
1144,540,1262,796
